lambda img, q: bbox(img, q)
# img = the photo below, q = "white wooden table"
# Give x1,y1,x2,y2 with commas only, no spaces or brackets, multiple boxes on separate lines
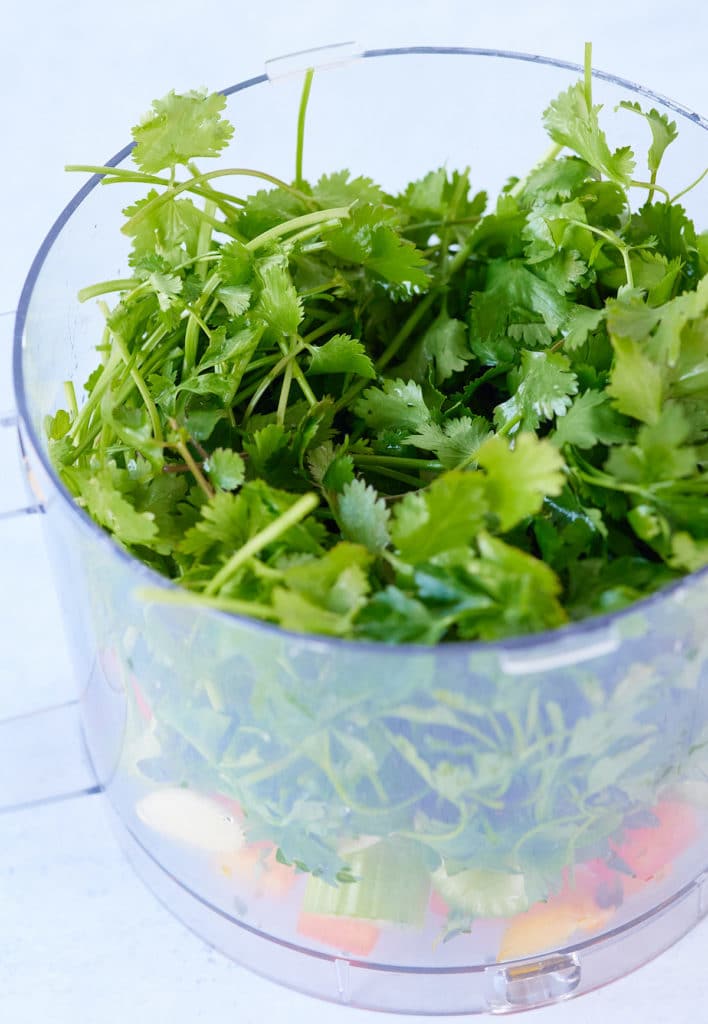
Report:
2,3,707,1020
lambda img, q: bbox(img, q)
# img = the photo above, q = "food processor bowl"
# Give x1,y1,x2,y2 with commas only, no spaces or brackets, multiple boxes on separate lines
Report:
12,46,708,1014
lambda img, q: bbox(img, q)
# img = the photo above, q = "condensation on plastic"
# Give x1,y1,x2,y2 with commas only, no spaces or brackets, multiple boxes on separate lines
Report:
11,48,708,1014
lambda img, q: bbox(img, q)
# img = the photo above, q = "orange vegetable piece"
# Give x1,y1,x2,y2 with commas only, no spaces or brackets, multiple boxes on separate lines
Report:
219,843,296,899
611,801,698,882
297,912,381,956
428,888,450,917
498,890,612,961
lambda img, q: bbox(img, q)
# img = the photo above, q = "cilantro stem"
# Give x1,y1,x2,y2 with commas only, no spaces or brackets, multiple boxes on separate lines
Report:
508,142,564,199
183,209,220,375
136,586,277,621
204,491,320,595
497,413,522,439
377,290,438,371
352,453,442,472
302,312,350,344
63,381,79,421
245,207,351,252
108,316,164,445
277,360,294,425
361,465,426,488
584,42,593,111
121,167,317,237
630,178,671,201
168,424,214,498
566,219,634,288
78,278,139,302
295,67,314,190
67,163,248,212
671,165,708,204
243,339,308,420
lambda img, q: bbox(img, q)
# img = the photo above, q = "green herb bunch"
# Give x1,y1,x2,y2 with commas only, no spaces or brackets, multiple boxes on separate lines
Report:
49,52,708,645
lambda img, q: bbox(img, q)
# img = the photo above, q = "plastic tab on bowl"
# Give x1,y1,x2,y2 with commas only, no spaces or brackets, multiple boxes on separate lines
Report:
489,953,581,1011
499,626,620,676
265,42,363,81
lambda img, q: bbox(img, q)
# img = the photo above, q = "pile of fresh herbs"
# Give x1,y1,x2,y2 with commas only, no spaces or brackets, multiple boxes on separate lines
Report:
49,49,708,644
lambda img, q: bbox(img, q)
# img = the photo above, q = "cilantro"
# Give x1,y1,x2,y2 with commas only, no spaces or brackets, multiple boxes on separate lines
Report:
59,75,707,646
494,350,578,432
53,68,708,958
618,101,678,177
132,89,234,173
337,479,391,553
307,334,376,379
476,433,566,531
354,379,432,433
543,82,635,185
206,448,245,491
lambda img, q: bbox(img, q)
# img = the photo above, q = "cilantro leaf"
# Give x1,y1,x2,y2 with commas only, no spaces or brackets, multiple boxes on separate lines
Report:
355,587,448,644
605,404,697,484
337,479,391,553
494,350,578,432
76,468,158,546
327,204,430,289
273,542,372,635
256,257,303,335
308,333,376,378
311,170,385,208
406,416,491,468
465,533,567,639
553,389,631,449
618,101,678,176
420,313,473,384
354,378,432,433
543,82,635,185
564,305,606,351
390,471,488,563
607,334,663,424
476,433,566,531
206,448,245,491
131,89,234,173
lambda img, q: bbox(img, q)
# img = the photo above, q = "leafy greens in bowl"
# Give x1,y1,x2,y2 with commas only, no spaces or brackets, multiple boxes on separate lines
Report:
49,49,708,646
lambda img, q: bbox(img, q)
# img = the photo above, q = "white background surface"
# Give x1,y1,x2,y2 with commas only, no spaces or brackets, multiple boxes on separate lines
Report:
1,2,708,1022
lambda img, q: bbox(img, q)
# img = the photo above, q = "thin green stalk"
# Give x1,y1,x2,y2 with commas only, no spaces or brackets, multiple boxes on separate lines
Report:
295,67,314,190
584,41,593,111
204,491,320,595
277,360,294,425
122,167,316,236
169,430,214,499
243,339,308,420
302,311,350,344
566,219,634,288
183,211,220,376
508,142,564,199
136,586,277,621
63,381,79,421
671,165,708,203
630,178,671,201
360,464,427,488
78,278,139,302
110,327,164,445
245,206,351,252
352,453,442,472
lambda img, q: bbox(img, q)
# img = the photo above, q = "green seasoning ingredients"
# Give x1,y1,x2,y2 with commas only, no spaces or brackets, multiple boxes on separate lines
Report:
50,53,708,644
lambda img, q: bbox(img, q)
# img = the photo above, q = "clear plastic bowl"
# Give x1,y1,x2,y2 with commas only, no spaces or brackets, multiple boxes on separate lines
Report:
13,46,708,1015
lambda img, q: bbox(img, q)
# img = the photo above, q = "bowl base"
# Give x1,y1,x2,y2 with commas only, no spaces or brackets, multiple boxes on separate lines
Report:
104,798,708,1015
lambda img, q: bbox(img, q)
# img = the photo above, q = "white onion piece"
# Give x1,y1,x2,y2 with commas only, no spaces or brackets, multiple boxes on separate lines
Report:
136,788,245,852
